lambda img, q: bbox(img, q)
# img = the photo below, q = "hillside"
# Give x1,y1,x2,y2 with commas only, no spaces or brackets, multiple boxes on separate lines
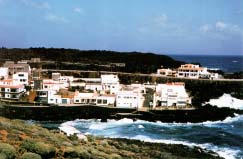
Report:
0,48,183,73
0,116,222,159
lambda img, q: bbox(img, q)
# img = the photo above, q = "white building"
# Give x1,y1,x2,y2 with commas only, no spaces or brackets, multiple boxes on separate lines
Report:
0,79,25,100
96,95,115,106
0,67,9,79
101,74,120,94
36,89,71,104
52,73,74,83
176,64,210,79
154,82,191,107
13,72,29,85
116,91,144,109
85,83,103,92
73,91,116,106
42,79,67,91
157,68,175,76
73,92,98,104
3,61,31,76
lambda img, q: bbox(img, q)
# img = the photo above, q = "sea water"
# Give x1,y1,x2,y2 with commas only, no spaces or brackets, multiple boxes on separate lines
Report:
59,115,243,159
169,55,243,73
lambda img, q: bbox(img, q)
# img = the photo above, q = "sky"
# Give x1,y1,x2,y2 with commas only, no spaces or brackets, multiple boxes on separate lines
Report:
0,0,242,55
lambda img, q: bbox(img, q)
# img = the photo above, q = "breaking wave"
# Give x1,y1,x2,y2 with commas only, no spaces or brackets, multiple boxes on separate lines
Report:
61,115,243,159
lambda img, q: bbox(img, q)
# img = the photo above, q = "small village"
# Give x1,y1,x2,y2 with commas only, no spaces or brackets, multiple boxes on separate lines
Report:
0,58,224,110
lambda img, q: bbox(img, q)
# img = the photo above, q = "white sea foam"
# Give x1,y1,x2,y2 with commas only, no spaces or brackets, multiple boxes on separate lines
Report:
138,124,144,129
123,135,240,159
60,116,243,159
89,124,107,130
205,93,243,110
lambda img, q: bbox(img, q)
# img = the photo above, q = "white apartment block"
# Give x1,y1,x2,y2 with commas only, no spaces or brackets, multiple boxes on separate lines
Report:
154,82,191,107
176,64,210,79
0,79,25,100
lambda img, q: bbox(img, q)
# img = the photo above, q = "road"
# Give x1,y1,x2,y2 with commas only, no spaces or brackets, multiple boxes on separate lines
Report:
42,69,243,82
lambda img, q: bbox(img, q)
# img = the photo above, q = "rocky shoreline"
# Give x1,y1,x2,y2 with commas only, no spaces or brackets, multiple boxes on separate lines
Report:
1,104,242,123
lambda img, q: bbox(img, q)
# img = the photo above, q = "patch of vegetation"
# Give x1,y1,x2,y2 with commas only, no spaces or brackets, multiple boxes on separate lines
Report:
0,143,16,159
20,152,42,159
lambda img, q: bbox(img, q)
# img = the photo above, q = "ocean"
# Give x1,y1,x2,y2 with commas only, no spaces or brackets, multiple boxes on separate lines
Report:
58,115,243,159
169,55,243,73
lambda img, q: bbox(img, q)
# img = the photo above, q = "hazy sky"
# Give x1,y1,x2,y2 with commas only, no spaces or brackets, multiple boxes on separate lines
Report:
0,0,242,55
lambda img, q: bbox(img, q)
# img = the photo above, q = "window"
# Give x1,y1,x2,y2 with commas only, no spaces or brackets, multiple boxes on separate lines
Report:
97,99,102,104
103,99,107,104
75,99,80,103
18,74,24,77
11,89,17,92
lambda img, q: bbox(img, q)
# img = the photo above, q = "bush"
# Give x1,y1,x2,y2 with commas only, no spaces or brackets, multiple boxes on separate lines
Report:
20,139,56,158
109,154,122,159
64,147,91,159
0,143,16,159
21,152,42,159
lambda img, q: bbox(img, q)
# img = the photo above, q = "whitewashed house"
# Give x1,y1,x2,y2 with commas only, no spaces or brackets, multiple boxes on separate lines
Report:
101,74,120,94
13,72,29,85
157,68,175,76
36,89,71,104
96,95,116,106
42,79,67,91
116,91,144,109
73,92,98,104
85,83,103,92
154,82,191,107
52,73,73,88
130,84,146,94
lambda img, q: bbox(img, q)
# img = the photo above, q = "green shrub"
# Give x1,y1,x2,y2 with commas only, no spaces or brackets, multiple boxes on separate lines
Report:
109,153,122,159
64,147,91,159
21,152,42,159
20,139,56,158
0,143,16,159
